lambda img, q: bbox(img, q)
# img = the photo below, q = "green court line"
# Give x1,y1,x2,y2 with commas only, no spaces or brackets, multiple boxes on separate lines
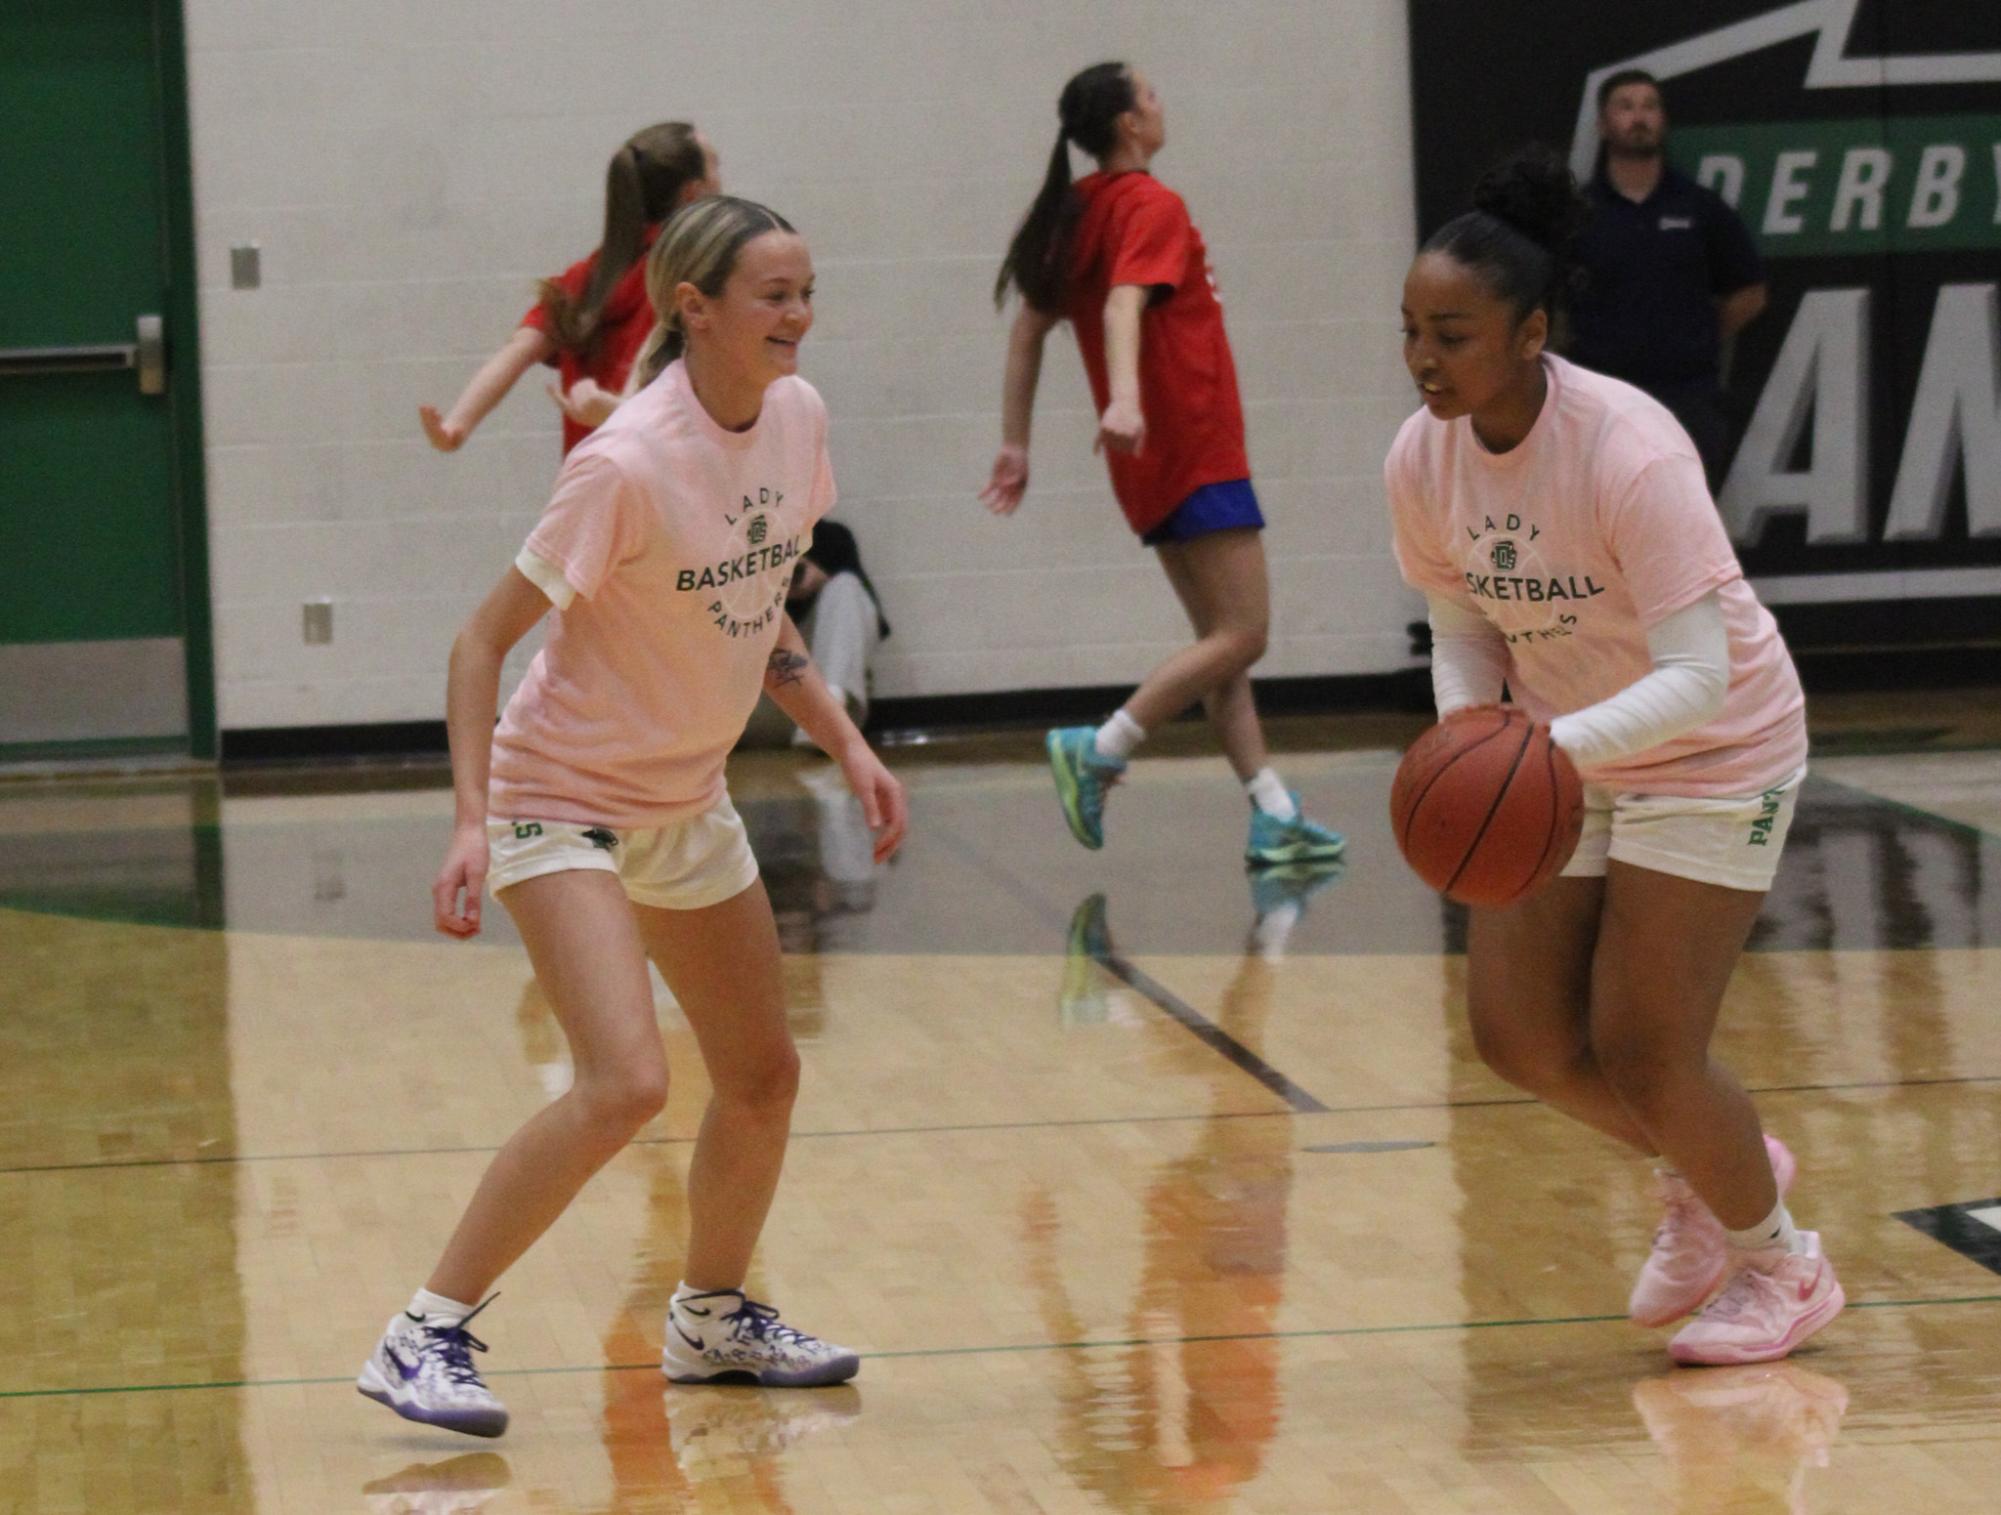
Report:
2,1294,1994,1402
0,1110,1288,1177
8,1072,1999,1178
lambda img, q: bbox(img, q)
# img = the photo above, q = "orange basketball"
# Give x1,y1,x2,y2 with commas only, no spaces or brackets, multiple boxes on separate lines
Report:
1389,705,1583,907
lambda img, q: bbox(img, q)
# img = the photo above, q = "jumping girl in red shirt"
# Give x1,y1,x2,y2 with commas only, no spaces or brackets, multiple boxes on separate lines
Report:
983,63,1344,869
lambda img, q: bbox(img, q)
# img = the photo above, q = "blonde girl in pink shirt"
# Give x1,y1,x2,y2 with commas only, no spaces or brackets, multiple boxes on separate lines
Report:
1387,147,1842,1367
359,196,908,1438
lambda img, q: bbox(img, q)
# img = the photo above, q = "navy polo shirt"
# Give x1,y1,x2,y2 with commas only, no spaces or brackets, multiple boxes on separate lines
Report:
1569,164,1764,390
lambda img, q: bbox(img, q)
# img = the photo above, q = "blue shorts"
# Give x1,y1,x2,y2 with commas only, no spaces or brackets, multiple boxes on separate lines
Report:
1139,479,1265,547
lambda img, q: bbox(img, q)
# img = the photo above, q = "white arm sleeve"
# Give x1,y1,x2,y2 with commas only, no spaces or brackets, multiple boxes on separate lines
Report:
1548,591,1730,766
1425,592,1509,716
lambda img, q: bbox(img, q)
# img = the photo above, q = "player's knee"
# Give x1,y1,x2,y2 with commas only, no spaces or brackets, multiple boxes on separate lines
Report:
1471,1035,1545,1093
1469,1011,1568,1093
575,1064,669,1143
717,1041,801,1117
1594,1027,1677,1117
1217,621,1268,674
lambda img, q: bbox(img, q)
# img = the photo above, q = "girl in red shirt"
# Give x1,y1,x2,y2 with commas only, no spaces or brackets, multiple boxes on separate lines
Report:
420,121,720,456
984,63,1343,870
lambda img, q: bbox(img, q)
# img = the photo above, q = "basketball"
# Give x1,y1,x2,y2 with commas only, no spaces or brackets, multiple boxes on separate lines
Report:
1389,705,1584,907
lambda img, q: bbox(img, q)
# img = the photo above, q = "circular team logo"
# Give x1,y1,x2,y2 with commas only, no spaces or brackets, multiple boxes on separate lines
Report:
714,508,783,622
1460,514,1567,637
671,486,808,639
673,485,808,641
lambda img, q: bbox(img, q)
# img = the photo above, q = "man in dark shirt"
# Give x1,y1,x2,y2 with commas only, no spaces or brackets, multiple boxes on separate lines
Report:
1570,69,1768,490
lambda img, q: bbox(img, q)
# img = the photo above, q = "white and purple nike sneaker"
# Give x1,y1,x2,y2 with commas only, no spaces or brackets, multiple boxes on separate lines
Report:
662,1287,859,1387
357,1296,508,1438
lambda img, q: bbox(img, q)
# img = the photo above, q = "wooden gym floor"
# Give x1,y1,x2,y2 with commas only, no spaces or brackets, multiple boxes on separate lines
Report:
2,690,1998,1513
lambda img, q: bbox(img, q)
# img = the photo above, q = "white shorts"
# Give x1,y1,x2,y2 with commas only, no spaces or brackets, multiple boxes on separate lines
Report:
1559,767,1805,893
485,795,760,910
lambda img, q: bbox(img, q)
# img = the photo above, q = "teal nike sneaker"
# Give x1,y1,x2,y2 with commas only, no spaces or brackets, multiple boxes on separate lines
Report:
1046,727,1125,850
1245,796,1346,867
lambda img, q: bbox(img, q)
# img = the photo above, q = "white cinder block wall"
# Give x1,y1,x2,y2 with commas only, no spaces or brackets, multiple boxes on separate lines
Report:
183,0,1423,731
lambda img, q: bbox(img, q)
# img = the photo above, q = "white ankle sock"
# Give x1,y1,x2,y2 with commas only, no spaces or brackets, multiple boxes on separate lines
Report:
673,1280,743,1302
1724,1201,1802,1256
407,1287,478,1325
1245,768,1295,820
1093,709,1146,762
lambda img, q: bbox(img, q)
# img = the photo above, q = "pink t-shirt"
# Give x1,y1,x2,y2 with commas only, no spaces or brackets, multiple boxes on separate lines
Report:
1386,355,1805,796
489,359,835,827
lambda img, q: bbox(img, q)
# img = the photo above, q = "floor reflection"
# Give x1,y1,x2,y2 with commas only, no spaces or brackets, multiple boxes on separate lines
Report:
0,900,250,1503
361,1450,512,1514
1,765,1994,957
1755,779,1998,952
0,788,224,929
1021,872,1339,1511
4,727,1999,1511
1631,1363,1850,1514
509,968,851,1512
588,1149,858,1513
759,764,889,1046
757,764,885,957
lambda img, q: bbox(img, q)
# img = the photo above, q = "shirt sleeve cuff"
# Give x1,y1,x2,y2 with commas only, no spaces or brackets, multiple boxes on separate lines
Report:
515,545,576,610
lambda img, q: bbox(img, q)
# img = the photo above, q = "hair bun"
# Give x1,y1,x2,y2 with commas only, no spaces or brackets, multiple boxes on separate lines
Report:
1472,144,1585,253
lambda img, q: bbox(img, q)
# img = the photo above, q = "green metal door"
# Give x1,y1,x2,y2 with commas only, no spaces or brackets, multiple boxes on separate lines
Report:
0,0,212,757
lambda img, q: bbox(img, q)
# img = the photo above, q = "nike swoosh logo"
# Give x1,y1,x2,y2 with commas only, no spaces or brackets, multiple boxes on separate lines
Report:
674,1322,706,1352
1798,1262,1824,1301
385,1346,420,1382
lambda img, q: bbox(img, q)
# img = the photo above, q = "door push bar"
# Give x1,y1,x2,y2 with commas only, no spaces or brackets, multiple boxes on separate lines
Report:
0,315,166,394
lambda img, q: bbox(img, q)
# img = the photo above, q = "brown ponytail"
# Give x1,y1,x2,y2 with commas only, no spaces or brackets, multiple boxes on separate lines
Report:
994,62,1135,313
537,122,707,354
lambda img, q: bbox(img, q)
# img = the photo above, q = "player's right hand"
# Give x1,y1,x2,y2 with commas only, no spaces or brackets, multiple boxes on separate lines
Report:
1094,397,1146,456
979,444,1030,515
432,825,488,937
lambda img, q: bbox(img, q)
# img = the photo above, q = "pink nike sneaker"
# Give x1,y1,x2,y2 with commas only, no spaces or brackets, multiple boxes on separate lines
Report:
1668,1232,1845,1366
1630,1135,1797,1329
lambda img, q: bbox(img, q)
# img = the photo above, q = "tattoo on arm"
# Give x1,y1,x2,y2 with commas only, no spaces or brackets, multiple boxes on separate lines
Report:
766,648,810,689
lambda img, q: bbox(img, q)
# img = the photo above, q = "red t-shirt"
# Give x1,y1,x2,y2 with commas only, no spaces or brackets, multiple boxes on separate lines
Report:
1062,172,1250,534
520,224,662,455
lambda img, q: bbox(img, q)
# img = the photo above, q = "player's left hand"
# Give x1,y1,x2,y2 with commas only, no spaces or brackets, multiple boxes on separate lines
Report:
839,743,909,863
